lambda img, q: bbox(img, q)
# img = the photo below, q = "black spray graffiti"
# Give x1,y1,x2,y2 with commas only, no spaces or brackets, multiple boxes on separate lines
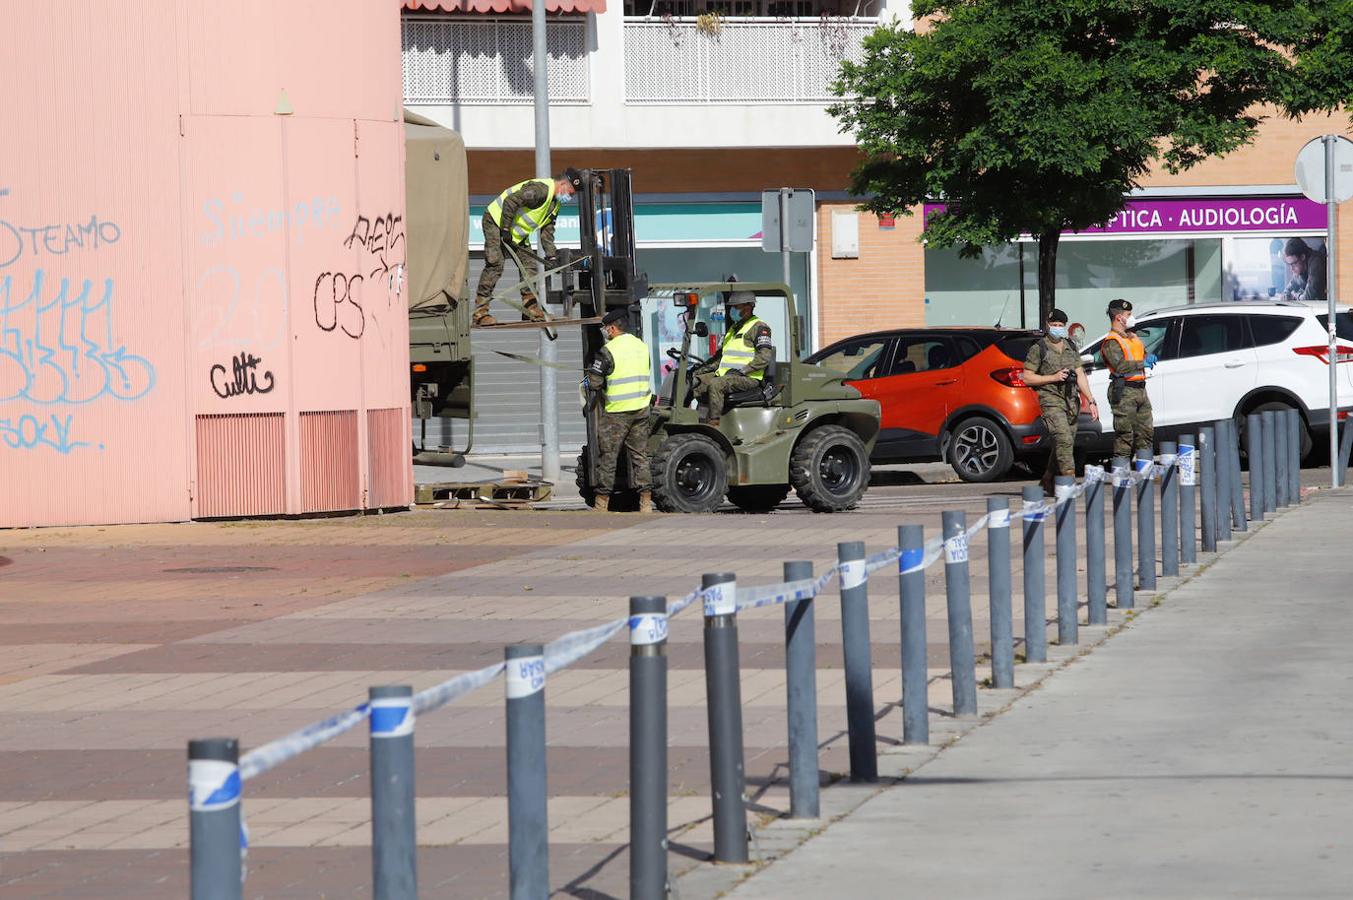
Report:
343,212,405,282
210,351,275,399
313,213,405,340
312,272,365,339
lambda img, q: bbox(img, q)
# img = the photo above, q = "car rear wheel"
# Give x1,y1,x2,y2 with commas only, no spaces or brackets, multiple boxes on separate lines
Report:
948,416,1014,483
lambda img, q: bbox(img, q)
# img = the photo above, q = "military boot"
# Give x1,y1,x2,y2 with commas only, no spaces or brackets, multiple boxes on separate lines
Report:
594,494,609,512
638,491,653,513
520,293,547,323
472,306,498,327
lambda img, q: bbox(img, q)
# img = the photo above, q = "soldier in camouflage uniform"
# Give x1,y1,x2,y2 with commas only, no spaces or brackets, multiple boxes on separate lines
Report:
692,291,774,425
584,309,654,512
1024,308,1098,495
1101,298,1156,458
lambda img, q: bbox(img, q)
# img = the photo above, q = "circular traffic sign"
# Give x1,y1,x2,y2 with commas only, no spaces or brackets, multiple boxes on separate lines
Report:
1295,135,1353,204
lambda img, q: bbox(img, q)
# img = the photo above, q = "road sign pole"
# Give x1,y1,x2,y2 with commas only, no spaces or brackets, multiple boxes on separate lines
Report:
1328,135,1340,489
779,187,792,293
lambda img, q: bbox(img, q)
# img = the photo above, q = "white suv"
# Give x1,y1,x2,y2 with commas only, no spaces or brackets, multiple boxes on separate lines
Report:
1077,301,1353,460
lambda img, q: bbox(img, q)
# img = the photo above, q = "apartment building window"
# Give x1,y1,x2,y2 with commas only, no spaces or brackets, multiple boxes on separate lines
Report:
623,0,881,15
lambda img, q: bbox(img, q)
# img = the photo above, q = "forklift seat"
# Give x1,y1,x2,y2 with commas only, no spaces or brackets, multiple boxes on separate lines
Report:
722,354,783,410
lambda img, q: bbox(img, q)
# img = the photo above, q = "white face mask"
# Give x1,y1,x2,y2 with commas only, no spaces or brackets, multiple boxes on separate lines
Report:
1124,314,1137,329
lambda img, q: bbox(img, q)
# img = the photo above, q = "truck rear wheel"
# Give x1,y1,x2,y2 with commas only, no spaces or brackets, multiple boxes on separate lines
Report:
790,425,869,512
651,434,728,514
727,484,791,514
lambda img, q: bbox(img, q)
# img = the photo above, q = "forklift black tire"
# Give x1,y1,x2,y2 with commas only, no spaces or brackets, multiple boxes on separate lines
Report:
790,425,869,512
727,484,791,514
650,434,728,514
576,446,639,511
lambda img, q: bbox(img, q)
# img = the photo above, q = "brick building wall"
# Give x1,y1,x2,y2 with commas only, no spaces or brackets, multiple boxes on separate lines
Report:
816,202,926,347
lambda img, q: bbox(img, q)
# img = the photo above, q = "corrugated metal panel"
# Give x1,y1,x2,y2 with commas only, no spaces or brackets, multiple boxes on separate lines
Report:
194,414,287,517
300,410,361,512
368,407,411,507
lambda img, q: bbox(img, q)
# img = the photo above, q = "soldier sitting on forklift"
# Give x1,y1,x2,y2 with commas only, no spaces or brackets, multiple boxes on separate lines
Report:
691,291,773,426
584,308,655,512
473,168,583,327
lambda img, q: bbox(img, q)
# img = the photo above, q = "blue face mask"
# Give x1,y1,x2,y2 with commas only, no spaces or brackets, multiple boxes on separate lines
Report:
1048,325,1069,339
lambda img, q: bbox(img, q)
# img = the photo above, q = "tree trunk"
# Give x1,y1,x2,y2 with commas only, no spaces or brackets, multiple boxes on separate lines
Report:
1036,228,1060,329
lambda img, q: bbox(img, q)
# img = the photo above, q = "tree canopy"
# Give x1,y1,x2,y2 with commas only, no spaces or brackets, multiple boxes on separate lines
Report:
829,0,1336,324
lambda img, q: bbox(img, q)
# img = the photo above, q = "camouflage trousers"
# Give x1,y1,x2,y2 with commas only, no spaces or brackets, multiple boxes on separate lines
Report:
693,371,758,419
596,408,652,494
474,213,538,314
1109,382,1154,458
1040,400,1078,479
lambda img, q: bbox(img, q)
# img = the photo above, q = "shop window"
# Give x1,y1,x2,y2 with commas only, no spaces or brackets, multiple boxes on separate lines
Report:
923,244,1026,328
1177,315,1250,359
1224,236,1328,302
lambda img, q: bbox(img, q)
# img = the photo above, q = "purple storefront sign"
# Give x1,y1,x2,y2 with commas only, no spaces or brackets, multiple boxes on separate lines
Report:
923,196,1326,236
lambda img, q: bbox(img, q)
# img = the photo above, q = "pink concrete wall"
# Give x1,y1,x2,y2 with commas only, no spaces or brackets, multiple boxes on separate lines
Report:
0,1,411,527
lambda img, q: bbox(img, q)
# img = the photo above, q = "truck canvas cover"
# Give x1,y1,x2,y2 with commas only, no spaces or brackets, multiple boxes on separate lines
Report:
404,109,469,311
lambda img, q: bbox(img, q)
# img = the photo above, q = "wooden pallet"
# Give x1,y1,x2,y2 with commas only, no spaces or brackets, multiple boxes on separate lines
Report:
416,479,554,509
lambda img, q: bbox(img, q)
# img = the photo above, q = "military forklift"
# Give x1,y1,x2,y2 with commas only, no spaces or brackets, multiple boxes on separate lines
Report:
565,170,882,513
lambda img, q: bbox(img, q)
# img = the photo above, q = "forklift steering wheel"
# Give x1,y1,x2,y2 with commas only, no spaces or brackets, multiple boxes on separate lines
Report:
668,347,708,367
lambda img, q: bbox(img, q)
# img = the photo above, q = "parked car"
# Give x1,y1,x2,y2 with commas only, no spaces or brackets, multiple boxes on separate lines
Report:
1077,301,1353,460
806,327,1063,482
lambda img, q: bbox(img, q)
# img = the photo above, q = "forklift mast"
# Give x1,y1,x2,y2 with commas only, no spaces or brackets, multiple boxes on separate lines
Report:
564,168,649,364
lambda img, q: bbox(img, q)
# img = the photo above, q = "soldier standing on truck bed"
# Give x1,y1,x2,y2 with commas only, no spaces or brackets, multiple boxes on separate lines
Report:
473,168,582,327
584,308,655,513
691,291,773,427
1101,298,1157,458
1023,308,1097,496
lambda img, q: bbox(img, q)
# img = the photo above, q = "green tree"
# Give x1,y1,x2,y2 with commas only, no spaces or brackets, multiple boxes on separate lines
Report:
830,1,1302,325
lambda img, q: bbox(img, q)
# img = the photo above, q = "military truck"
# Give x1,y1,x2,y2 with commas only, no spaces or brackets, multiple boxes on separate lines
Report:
400,124,881,512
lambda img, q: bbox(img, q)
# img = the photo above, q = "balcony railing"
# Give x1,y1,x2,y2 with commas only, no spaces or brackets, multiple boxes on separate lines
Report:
624,18,875,104
402,16,590,105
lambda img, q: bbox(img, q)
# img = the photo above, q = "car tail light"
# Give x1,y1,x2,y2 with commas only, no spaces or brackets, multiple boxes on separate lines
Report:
1022,435,1041,445
1292,345,1353,364
990,366,1027,387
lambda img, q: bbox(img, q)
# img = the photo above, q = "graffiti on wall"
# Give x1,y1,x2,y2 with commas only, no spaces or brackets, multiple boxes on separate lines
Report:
1,198,156,453
210,351,275,399
313,212,404,341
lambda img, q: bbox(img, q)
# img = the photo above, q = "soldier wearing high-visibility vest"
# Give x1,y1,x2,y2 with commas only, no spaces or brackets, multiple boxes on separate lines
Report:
692,291,773,426
473,168,582,327
1102,298,1157,458
584,308,655,512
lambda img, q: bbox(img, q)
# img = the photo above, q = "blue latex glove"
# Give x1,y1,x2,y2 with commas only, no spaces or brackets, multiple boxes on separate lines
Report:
1144,353,1158,369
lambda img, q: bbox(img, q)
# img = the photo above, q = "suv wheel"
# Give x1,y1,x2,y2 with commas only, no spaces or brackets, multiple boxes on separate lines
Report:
948,416,1014,482
790,425,869,512
651,434,728,513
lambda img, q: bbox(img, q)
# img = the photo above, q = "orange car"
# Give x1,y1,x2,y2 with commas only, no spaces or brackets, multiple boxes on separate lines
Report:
806,327,1068,482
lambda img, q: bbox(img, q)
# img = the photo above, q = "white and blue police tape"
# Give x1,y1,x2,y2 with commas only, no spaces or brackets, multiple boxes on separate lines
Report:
239,702,371,781
545,617,628,674
840,558,867,591
506,653,547,699
369,696,415,739
1178,444,1197,486
703,579,738,617
1084,464,1106,485
988,506,1012,529
944,530,969,565
667,587,704,619
865,546,902,575
735,579,817,612
1022,497,1049,522
189,757,241,812
900,537,945,575
414,660,507,716
629,611,668,646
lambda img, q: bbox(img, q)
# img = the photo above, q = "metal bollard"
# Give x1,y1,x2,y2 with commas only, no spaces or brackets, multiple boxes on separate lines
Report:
898,525,929,744
370,686,417,900
1261,410,1277,513
506,643,549,900
629,596,668,900
1179,436,1197,564
1135,449,1156,589
1084,467,1107,625
1226,420,1246,532
1199,426,1217,553
701,572,748,864
1159,442,1179,577
941,511,978,717
1111,458,1134,609
1287,409,1302,503
1021,485,1048,661
188,737,242,900
1246,414,1264,523
782,561,819,819
1213,421,1232,542
1274,413,1290,508
837,541,877,782
1339,419,1353,488
986,497,1015,688
1054,476,1078,645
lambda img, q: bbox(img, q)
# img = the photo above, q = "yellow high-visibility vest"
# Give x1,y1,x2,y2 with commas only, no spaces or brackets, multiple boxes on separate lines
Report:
486,178,559,244
716,315,765,381
604,333,653,413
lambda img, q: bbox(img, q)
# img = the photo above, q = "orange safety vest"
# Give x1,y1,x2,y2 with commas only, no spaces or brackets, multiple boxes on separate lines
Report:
1104,331,1147,382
